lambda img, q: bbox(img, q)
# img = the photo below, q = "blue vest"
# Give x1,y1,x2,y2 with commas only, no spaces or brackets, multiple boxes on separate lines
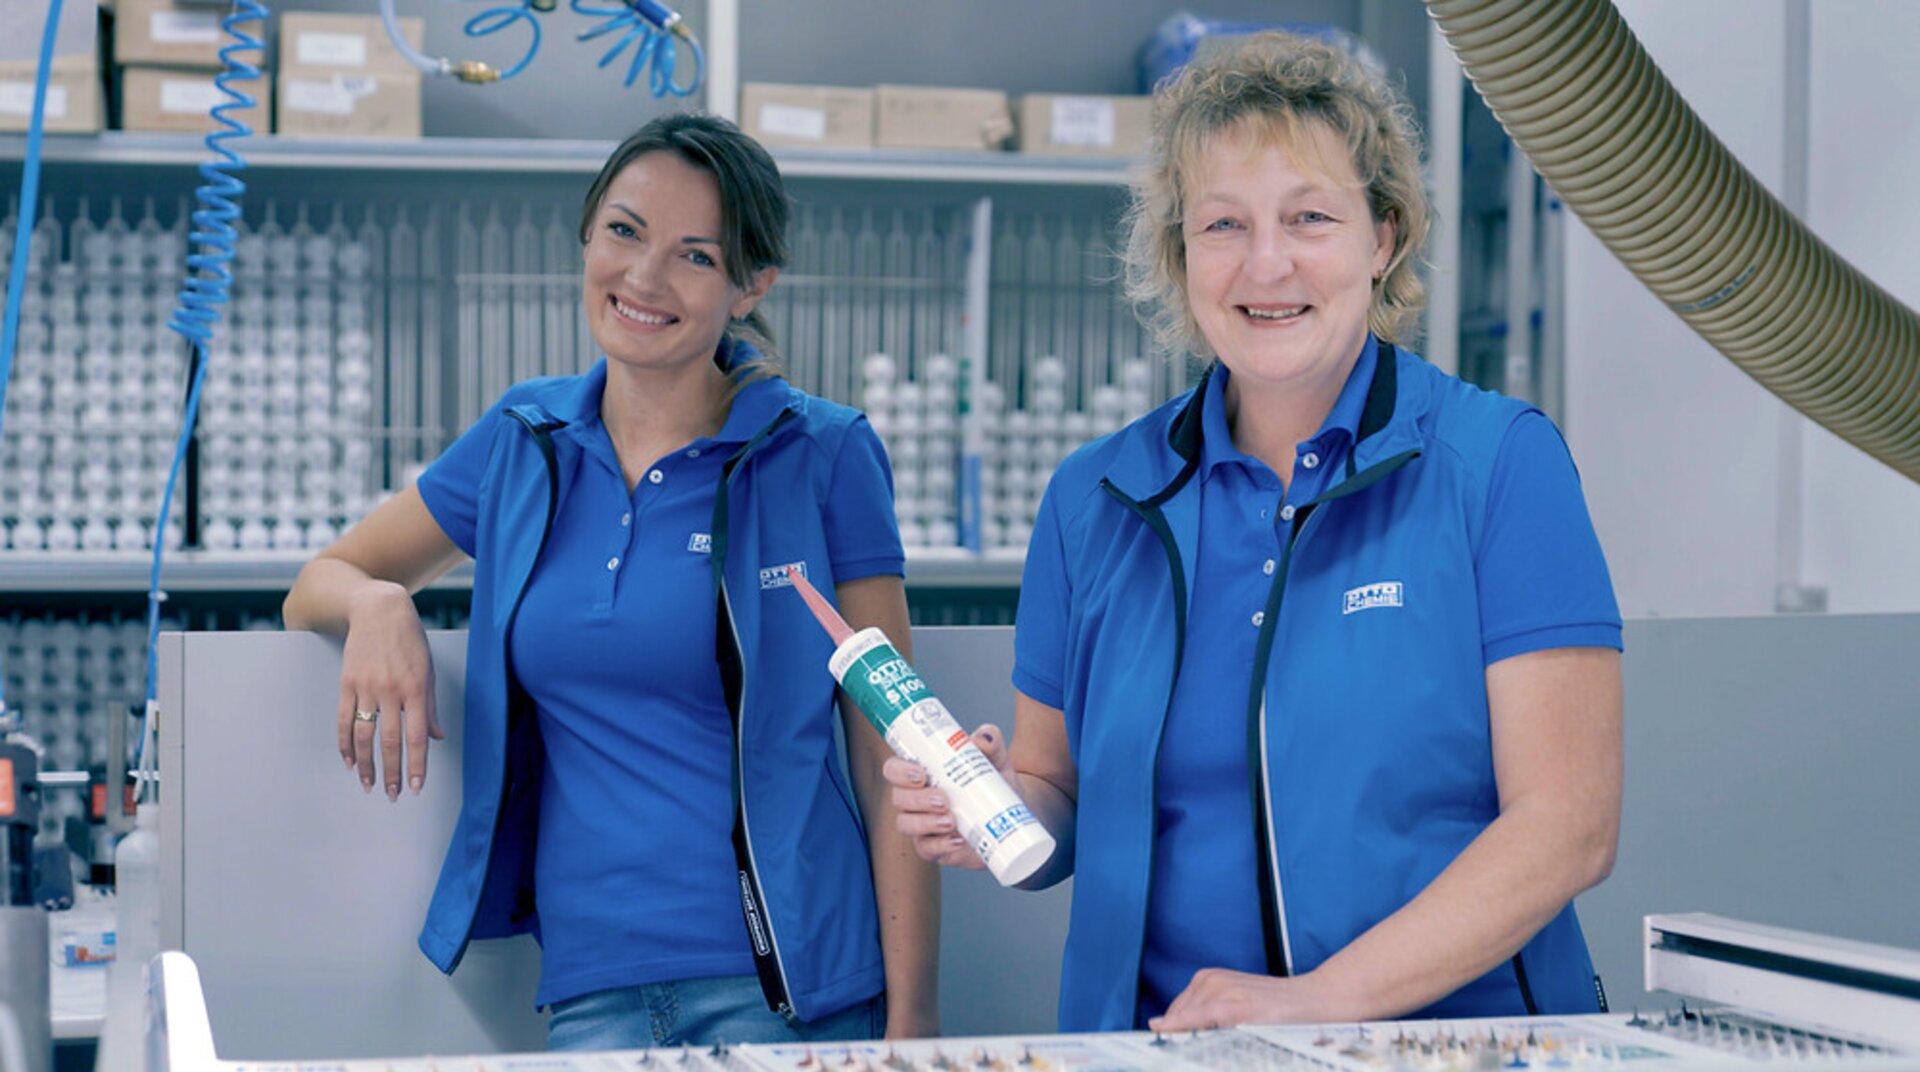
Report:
1047,347,1601,1030
415,367,886,1022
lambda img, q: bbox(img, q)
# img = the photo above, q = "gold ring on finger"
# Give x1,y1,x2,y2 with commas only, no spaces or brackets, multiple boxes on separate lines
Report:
353,709,379,723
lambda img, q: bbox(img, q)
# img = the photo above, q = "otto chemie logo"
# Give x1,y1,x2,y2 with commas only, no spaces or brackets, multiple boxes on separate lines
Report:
865,656,923,707
1343,581,1404,615
759,560,807,589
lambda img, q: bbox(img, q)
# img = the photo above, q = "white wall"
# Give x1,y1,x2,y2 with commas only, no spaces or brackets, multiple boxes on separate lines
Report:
1804,2,1920,613
1560,1,1920,617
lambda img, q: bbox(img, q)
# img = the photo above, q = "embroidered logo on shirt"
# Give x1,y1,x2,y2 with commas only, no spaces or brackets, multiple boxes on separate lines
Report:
1343,581,1404,615
759,560,808,589
687,533,712,553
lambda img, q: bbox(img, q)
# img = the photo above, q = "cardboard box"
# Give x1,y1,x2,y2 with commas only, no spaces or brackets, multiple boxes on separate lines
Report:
277,12,424,76
741,83,873,150
875,85,1013,152
0,56,104,134
275,71,420,138
1017,94,1151,157
120,65,270,134
274,13,423,139
114,0,233,69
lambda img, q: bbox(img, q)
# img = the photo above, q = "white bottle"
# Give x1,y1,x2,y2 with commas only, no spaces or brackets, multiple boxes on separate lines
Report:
99,803,160,1072
828,628,1055,886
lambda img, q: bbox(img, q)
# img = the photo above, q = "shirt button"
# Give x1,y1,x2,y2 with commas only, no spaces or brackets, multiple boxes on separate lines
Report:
1262,558,1276,576
606,556,620,571
1279,504,1296,522
647,469,664,484
686,448,701,458
1301,452,1320,470
1259,508,1270,519
1251,611,1266,627
620,512,631,527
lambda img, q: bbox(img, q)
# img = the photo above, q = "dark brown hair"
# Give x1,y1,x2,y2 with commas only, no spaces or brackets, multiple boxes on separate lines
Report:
580,112,791,381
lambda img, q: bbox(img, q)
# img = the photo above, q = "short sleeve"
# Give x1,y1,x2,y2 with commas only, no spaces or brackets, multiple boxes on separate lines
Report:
1012,479,1071,710
1477,411,1624,665
821,417,906,582
415,400,509,558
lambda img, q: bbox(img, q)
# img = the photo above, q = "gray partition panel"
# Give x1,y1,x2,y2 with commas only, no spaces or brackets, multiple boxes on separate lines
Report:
910,628,1071,1038
160,616,1918,1055
1578,613,1920,1011
159,630,546,1061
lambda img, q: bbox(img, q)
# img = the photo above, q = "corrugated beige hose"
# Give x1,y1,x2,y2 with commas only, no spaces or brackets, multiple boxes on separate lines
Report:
1427,0,1920,482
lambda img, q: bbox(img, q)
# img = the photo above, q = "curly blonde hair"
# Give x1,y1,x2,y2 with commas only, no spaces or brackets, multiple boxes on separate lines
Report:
1122,31,1430,357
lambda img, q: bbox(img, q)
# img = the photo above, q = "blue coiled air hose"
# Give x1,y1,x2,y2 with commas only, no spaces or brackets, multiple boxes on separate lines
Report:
379,0,701,96
131,1,268,793
573,0,704,97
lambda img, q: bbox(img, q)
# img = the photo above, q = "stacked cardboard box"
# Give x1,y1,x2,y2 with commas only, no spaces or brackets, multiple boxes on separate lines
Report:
1016,94,1152,157
0,54,105,134
739,84,1151,159
275,12,423,139
874,85,1013,151
116,0,271,135
741,83,875,150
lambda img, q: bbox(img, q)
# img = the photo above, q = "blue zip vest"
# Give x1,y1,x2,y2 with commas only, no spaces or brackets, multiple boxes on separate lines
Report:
415,364,887,1022
1046,346,1603,1030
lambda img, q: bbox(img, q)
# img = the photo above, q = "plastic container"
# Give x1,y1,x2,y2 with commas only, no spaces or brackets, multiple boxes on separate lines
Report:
98,803,159,1072
828,628,1055,886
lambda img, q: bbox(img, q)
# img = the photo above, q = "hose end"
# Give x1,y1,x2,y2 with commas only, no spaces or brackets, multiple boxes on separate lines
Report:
452,60,502,83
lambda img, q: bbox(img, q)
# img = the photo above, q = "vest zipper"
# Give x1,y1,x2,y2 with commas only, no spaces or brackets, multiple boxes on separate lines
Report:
1100,477,1191,1017
713,409,800,1021
454,408,564,965
1246,448,1421,979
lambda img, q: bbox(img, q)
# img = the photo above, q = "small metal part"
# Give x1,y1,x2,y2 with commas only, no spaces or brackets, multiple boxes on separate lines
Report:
452,60,501,83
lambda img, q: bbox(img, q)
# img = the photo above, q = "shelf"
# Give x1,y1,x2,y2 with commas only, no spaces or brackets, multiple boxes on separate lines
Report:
0,547,1021,593
0,131,1133,186
0,550,470,594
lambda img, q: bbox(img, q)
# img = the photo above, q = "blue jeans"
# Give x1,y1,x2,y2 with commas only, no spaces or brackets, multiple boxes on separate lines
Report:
548,974,884,1051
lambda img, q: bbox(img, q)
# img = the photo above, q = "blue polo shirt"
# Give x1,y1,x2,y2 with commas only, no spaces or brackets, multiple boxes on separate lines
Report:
1013,338,1622,1026
418,368,903,1007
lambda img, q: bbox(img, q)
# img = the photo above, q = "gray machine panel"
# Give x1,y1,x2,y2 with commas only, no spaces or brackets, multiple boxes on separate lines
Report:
158,616,1920,1058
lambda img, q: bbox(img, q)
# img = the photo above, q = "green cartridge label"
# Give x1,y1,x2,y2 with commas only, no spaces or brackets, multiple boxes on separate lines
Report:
833,635,927,738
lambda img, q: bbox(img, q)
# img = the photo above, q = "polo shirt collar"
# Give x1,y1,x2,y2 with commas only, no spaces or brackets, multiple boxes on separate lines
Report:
1196,335,1379,484
550,338,796,450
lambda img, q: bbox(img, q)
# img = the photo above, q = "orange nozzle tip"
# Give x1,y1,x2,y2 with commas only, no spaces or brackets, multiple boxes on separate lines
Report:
788,569,855,646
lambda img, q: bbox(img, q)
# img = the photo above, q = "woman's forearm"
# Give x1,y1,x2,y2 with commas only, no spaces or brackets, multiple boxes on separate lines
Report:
283,557,409,635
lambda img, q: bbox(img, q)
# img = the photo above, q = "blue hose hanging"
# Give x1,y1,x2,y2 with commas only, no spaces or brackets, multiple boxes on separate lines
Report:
0,0,67,726
378,0,702,96
573,0,703,97
132,0,267,790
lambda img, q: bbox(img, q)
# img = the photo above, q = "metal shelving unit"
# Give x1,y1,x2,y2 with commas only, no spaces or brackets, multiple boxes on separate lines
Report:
0,131,1133,186
0,548,1021,592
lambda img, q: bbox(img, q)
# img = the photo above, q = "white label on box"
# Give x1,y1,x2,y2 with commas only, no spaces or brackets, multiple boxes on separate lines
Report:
150,10,222,45
296,32,368,68
285,78,356,116
0,82,67,119
757,103,828,142
160,78,224,115
1049,97,1116,148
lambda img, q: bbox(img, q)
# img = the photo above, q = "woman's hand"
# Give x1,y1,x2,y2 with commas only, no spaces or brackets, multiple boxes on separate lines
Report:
882,723,1014,870
337,582,445,800
1149,969,1336,1033
285,486,465,801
